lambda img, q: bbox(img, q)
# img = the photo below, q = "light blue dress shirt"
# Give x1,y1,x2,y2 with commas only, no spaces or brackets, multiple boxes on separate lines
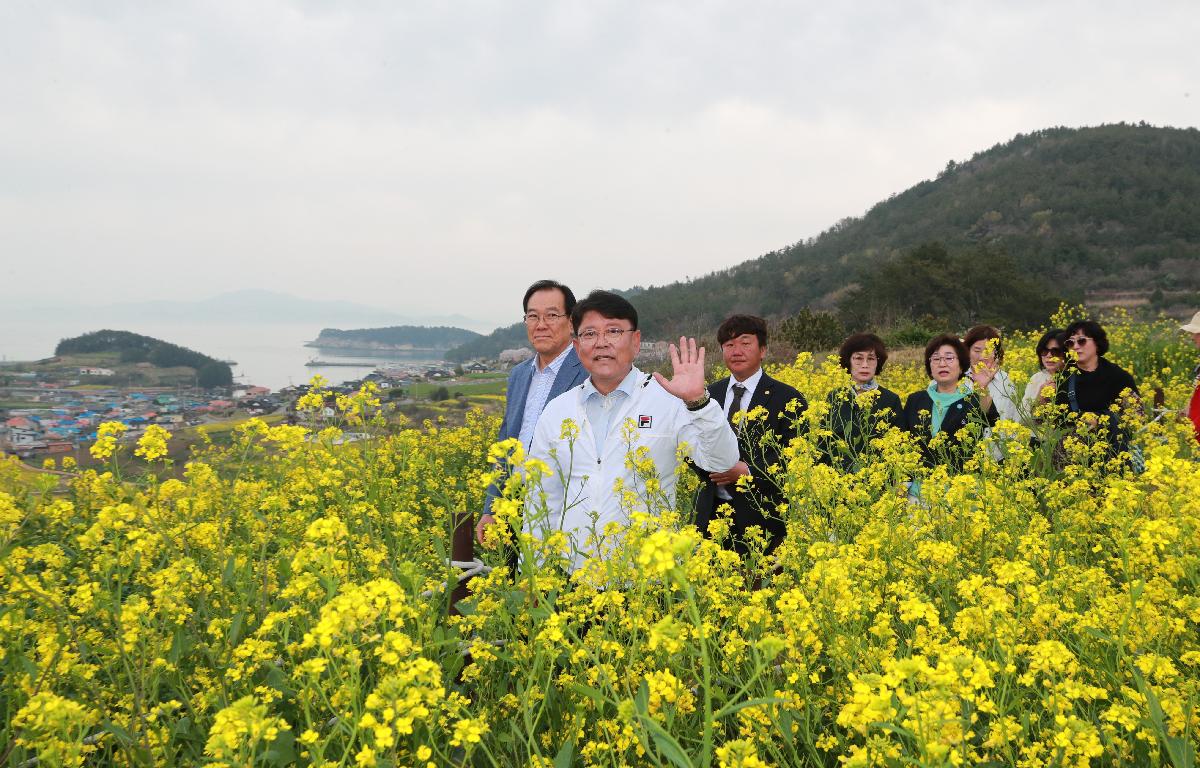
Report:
583,368,643,455
517,345,573,448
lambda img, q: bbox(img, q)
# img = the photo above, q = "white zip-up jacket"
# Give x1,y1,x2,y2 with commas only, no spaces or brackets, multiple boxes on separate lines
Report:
527,366,739,570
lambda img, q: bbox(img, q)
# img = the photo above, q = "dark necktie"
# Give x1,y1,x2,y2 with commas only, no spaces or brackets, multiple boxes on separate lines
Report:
728,383,747,428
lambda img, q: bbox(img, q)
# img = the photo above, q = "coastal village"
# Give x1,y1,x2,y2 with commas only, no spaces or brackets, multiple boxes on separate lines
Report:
0,339,672,463
0,370,279,459
0,359,504,462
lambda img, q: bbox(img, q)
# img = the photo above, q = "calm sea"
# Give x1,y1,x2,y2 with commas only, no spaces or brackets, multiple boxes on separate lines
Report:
0,320,446,391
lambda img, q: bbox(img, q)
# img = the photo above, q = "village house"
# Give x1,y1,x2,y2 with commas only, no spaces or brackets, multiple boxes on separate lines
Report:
2,417,43,450
2,380,256,457
498,348,534,366
639,340,671,361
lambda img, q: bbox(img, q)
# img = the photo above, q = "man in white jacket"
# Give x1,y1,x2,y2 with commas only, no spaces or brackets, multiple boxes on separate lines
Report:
516,290,739,571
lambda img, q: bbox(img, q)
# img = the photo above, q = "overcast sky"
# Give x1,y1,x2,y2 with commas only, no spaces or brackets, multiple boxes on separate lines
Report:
2,1,1197,327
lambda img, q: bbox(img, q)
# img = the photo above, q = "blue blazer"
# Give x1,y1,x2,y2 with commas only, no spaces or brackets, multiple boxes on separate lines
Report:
483,347,588,514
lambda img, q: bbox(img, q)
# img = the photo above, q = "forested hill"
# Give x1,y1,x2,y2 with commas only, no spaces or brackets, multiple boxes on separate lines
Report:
309,325,481,350
55,330,233,386
632,123,1200,337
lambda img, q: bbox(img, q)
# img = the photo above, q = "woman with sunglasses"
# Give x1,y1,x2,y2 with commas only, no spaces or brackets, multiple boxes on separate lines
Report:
1054,319,1140,455
903,334,999,472
1021,328,1066,425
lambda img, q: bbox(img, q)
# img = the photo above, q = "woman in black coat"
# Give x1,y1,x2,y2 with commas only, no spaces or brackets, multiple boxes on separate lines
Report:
903,334,999,471
822,333,903,471
1054,319,1140,460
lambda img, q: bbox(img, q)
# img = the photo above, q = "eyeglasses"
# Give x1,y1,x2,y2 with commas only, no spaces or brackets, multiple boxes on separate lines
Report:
850,354,878,363
1041,347,1064,357
575,327,635,345
523,311,566,326
928,354,958,363
1065,336,1091,349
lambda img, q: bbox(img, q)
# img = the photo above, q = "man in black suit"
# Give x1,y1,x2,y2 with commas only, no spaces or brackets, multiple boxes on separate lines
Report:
693,314,806,555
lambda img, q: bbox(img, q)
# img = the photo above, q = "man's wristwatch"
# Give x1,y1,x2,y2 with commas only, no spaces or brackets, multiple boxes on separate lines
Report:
685,392,711,411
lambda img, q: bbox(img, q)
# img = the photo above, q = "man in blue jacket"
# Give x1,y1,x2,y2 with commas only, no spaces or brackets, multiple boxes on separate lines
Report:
476,279,588,543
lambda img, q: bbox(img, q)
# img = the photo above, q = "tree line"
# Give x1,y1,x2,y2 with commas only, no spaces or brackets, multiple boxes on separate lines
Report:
314,325,481,349
443,124,1198,359
55,330,233,387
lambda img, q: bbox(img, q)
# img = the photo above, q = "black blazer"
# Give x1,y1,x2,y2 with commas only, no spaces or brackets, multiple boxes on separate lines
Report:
903,388,998,470
693,372,806,550
820,385,904,471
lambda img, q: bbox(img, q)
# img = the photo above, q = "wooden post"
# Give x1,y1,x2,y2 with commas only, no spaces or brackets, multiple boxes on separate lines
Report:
449,510,474,615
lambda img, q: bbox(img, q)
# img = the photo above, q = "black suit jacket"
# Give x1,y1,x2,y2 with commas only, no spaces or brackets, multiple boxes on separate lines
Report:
903,389,999,471
819,385,904,471
693,372,806,552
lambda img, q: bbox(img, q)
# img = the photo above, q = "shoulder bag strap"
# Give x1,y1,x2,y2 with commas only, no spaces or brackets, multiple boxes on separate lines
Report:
1067,374,1081,414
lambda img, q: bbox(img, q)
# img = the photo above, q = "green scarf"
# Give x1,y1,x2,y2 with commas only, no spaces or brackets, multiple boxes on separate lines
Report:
926,381,965,435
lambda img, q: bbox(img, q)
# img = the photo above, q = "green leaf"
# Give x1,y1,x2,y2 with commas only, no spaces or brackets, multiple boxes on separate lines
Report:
713,696,788,721
553,739,575,768
169,716,193,738
261,728,297,767
1132,668,1194,768
228,608,246,646
453,597,478,616
264,662,289,694
1164,738,1196,768
639,716,695,768
635,680,650,716
275,553,292,583
565,683,608,705
776,710,794,747
167,626,187,664
102,721,134,746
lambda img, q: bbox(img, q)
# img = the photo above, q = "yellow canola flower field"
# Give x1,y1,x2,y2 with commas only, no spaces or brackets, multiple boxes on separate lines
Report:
1,309,1198,767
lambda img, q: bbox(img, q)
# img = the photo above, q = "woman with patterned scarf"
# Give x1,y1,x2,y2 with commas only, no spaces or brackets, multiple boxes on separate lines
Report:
902,334,1000,473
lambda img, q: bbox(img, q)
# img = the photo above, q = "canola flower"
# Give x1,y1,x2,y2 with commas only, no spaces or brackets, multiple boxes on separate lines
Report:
1,311,1198,767
88,420,128,461
133,424,172,463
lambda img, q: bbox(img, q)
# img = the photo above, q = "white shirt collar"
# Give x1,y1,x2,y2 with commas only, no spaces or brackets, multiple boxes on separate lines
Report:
583,366,643,401
535,344,572,374
727,367,764,397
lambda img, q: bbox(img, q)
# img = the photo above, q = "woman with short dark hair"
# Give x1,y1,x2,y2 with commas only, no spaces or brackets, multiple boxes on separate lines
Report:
1054,319,1140,456
821,333,903,470
903,334,999,471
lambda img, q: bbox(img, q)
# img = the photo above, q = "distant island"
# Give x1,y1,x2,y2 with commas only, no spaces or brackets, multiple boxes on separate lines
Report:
50,329,234,387
308,325,482,352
